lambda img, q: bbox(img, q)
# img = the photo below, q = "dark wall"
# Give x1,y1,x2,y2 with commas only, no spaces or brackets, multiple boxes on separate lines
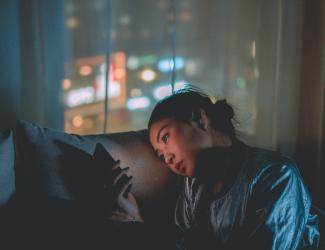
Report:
296,0,325,209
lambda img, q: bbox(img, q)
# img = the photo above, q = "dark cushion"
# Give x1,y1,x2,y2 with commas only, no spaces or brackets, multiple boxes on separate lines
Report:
0,130,15,207
14,120,178,223
9,120,180,249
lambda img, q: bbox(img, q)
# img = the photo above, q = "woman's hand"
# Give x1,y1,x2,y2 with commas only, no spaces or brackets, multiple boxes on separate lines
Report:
108,161,143,223
110,192,143,223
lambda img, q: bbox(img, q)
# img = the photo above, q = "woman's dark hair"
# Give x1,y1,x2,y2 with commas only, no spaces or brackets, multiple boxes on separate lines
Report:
148,86,237,138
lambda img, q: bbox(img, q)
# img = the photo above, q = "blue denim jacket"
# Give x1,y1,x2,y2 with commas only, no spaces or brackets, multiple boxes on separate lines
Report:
174,141,320,249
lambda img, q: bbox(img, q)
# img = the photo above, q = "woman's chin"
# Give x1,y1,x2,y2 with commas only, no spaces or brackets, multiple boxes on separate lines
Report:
185,168,195,178
175,163,195,177
176,169,193,178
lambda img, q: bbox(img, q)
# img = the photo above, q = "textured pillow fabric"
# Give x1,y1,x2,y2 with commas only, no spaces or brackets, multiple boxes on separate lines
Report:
15,120,95,200
0,130,15,207
13,121,114,248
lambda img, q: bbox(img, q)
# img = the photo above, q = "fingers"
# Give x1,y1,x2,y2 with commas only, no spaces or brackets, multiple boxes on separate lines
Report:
112,160,121,170
123,183,132,198
116,177,132,201
112,166,130,185
113,169,131,191
108,211,135,222
111,164,133,199
107,160,134,205
103,160,122,188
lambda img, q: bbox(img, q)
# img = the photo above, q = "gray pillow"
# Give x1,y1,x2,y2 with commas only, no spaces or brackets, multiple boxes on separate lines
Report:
14,120,179,223
0,130,15,207
15,120,96,200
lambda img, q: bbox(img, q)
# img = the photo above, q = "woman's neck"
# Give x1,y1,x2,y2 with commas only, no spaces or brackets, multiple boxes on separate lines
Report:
211,130,232,148
195,139,245,195
212,139,247,196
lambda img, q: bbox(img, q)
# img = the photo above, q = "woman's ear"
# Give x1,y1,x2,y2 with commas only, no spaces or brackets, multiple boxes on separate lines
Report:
191,109,209,131
199,109,210,130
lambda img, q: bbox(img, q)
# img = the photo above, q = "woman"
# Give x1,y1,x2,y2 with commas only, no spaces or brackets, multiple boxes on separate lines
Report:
110,88,321,249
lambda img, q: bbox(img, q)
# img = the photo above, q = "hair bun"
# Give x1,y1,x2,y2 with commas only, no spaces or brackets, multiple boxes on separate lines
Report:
214,99,234,121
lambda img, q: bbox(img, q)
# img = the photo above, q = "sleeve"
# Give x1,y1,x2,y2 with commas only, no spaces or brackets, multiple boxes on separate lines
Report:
238,162,320,250
174,188,193,249
174,189,193,233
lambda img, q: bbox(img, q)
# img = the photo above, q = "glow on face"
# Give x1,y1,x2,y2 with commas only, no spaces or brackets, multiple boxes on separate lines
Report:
149,118,207,177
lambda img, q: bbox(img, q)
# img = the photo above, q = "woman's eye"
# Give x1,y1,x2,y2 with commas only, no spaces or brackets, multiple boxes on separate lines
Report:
158,154,165,162
162,133,169,143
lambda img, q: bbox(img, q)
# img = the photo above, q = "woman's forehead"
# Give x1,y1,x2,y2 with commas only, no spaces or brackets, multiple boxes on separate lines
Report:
149,118,170,131
149,118,173,140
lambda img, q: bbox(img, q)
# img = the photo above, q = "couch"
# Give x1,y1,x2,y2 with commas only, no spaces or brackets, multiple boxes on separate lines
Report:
0,120,180,249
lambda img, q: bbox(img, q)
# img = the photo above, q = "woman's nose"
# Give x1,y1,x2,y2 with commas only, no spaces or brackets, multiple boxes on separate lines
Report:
165,153,175,165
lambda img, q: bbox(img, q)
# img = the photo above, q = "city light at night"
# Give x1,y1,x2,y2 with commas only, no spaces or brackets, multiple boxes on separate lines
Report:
126,96,151,110
140,69,157,82
153,81,188,100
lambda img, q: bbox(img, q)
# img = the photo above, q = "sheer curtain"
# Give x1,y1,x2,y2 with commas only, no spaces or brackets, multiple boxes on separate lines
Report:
0,0,304,154
62,0,303,155
0,0,65,130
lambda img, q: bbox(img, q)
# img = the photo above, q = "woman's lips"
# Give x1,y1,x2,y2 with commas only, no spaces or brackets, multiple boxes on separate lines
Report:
176,161,186,173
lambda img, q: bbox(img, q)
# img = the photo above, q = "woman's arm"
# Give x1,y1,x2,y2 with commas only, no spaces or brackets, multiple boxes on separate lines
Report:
239,162,320,249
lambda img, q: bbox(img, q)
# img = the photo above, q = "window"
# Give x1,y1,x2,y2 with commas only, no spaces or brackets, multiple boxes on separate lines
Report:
62,0,302,155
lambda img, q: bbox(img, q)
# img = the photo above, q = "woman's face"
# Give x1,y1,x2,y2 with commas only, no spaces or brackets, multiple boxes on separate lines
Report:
149,117,213,177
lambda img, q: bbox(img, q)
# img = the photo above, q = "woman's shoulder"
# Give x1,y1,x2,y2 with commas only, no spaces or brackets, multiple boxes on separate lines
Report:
247,146,298,176
251,146,292,165
246,146,307,195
